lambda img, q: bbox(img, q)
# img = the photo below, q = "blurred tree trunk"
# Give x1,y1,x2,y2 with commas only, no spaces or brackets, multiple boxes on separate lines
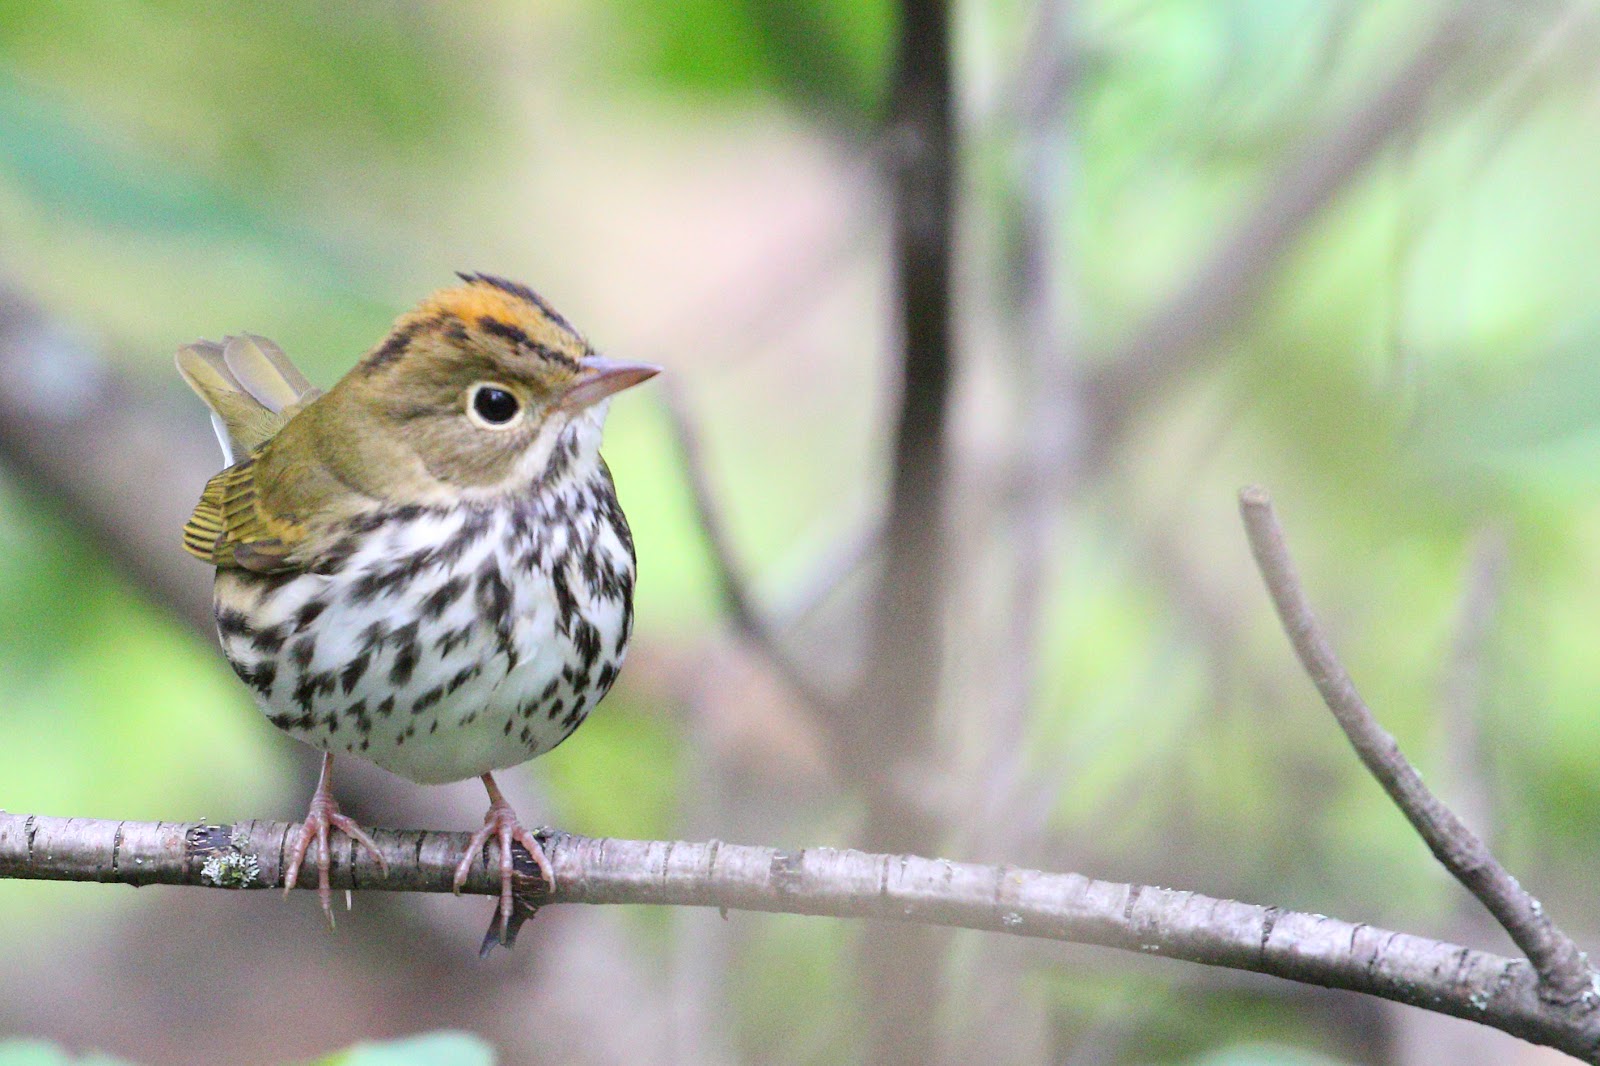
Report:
854,2,956,1063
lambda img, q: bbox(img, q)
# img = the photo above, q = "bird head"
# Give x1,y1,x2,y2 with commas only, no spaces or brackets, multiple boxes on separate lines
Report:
293,273,660,501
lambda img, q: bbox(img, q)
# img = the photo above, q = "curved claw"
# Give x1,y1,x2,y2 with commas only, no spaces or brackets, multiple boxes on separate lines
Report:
454,774,555,942
281,754,388,927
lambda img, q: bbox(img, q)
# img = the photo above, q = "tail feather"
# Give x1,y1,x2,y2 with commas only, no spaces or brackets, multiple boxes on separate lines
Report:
175,335,319,464
222,334,314,413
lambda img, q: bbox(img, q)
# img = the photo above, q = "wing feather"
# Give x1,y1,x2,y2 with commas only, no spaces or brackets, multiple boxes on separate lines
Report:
181,453,305,573
178,332,325,573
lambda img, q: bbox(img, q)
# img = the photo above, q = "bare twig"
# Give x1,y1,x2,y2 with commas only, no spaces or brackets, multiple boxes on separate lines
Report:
657,380,843,719
763,508,879,631
974,0,1084,861
5,811,1600,1060
1238,486,1596,1008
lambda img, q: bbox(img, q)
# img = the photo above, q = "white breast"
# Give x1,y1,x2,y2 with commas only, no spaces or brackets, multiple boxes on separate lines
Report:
214,476,635,785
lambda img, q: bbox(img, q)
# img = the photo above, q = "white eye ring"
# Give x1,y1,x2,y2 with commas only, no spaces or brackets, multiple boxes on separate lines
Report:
465,382,524,430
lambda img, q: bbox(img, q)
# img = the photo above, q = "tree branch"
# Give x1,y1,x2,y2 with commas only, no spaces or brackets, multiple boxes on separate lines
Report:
1238,486,1598,1009
1083,9,1476,448
5,811,1600,1060
0,285,218,634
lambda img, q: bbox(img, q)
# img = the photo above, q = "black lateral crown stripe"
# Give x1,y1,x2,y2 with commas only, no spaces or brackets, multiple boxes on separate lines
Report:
455,271,578,335
364,321,420,372
478,316,531,348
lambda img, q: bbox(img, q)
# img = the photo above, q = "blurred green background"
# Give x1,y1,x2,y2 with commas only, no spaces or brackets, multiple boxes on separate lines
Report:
0,1,1596,1064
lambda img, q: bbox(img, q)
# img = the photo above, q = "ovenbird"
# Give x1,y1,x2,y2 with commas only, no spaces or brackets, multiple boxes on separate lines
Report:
177,273,658,933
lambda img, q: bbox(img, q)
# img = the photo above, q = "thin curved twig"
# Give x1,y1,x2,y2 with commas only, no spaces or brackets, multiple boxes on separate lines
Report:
656,380,845,720
1238,486,1597,1008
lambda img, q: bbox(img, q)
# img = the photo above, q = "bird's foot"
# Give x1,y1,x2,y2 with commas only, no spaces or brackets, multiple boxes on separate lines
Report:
454,773,555,944
283,754,388,927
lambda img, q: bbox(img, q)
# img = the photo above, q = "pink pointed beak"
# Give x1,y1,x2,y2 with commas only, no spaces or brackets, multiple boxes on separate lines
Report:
559,356,662,412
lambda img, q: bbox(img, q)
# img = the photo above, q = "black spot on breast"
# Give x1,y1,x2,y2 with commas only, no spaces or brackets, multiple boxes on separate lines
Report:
595,465,635,557
293,673,317,713
340,652,371,696
289,636,317,670
435,621,475,657
446,663,481,695
377,695,396,717
412,685,445,714
551,563,577,633
360,620,390,651
294,599,328,629
251,659,280,694
617,598,634,655
243,660,277,696
508,503,532,542
293,670,337,714
389,631,420,688
545,698,565,721
436,508,491,568
250,624,290,655
475,557,514,659
252,659,278,694
349,567,395,605
572,620,600,673
580,548,602,597
420,575,468,620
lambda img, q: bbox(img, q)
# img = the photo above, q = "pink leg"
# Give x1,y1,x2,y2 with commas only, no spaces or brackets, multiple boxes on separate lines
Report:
283,753,389,926
452,772,555,940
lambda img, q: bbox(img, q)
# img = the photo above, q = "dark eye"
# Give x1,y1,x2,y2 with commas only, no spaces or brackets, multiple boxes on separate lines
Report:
470,384,520,426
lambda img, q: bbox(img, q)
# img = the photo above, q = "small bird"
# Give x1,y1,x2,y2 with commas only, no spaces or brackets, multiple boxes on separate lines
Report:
177,273,658,934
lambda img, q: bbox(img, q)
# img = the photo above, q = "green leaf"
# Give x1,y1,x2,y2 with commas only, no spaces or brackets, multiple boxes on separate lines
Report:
0,1040,131,1066
313,1032,496,1066
1191,1042,1353,1066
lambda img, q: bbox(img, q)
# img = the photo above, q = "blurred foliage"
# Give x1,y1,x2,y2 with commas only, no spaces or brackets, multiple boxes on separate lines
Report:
314,1033,496,1066
3,0,1600,1064
0,1034,495,1066
601,0,893,123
